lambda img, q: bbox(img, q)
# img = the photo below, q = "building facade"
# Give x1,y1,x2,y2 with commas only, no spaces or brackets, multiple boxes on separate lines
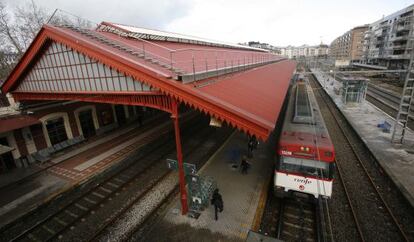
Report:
362,4,414,69
329,25,369,63
0,95,148,173
279,44,329,59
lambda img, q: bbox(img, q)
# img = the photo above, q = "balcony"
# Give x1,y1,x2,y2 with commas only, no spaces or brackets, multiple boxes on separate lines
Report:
387,53,410,59
390,35,409,41
396,24,412,32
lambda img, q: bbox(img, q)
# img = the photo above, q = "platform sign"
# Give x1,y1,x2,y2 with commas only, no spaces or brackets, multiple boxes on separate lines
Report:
166,159,197,175
184,163,197,175
166,159,178,170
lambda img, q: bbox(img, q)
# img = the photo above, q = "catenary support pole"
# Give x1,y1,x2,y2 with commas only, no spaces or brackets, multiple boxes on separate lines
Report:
171,98,189,215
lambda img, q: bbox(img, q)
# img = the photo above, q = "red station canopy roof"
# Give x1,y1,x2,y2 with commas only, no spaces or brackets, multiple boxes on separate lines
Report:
1,22,296,140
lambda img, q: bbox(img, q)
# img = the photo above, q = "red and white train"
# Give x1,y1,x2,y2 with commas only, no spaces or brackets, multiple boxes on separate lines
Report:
274,74,335,199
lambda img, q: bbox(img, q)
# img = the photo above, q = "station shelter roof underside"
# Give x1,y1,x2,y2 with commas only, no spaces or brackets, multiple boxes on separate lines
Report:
1,22,296,141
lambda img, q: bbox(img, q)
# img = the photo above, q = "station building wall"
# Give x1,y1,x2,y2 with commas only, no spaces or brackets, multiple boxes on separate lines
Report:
0,102,142,173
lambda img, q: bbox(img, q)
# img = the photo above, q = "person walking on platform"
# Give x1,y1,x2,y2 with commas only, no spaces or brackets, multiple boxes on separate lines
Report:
241,156,250,174
247,138,255,158
211,189,223,221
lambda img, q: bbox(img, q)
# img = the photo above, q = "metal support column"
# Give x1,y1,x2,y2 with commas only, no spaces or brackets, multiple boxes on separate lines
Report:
171,98,189,214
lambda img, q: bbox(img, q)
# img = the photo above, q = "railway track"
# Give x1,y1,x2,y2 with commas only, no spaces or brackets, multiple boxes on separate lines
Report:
114,126,233,242
308,72,414,241
276,196,325,242
3,114,208,242
88,120,227,241
366,84,414,129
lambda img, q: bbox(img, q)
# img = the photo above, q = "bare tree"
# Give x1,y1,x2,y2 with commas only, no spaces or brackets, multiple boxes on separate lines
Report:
0,0,50,80
0,2,24,55
14,0,48,51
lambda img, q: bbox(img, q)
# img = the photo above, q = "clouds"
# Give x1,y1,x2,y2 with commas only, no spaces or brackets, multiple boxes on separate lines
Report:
3,0,414,46
5,0,194,29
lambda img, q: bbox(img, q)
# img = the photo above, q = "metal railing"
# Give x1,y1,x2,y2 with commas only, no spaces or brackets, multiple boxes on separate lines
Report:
48,9,282,81
97,23,282,80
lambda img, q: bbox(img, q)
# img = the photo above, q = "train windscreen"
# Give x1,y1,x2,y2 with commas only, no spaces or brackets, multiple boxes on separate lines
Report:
279,156,332,179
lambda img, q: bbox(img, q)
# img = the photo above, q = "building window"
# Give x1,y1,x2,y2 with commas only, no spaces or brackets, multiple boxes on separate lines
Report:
46,117,68,146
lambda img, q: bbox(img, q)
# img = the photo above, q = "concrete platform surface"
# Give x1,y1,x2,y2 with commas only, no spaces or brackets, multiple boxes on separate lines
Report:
312,69,414,207
142,131,274,242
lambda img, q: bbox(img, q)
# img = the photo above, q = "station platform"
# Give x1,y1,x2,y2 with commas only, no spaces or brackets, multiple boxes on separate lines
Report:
311,69,414,207
0,114,172,228
141,131,274,242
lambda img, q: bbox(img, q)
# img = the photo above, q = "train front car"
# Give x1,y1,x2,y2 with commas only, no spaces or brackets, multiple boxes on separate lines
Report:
275,75,335,199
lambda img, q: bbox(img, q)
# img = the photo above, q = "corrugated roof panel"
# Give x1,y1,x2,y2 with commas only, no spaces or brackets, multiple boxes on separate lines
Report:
198,61,296,129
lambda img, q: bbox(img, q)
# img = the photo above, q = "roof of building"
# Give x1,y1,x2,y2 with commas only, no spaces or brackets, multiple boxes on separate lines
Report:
2,22,295,140
99,22,266,52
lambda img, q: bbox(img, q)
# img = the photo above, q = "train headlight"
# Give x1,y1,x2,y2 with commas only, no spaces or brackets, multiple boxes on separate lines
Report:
305,147,310,152
300,146,304,151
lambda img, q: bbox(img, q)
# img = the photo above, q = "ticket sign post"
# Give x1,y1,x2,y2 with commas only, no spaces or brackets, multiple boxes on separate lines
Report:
166,159,197,175
166,158,197,215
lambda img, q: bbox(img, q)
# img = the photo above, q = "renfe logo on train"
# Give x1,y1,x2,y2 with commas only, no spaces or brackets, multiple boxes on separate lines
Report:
294,178,312,185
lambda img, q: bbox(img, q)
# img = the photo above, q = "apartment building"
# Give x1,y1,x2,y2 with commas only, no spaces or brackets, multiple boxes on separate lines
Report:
363,4,414,69
279,44,329,59
329,25,369,63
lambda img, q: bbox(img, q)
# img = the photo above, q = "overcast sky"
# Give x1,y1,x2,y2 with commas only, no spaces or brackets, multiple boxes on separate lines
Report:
4,0,414,46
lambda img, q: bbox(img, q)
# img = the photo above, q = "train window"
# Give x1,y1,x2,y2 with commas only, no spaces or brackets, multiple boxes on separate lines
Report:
279,156,330,179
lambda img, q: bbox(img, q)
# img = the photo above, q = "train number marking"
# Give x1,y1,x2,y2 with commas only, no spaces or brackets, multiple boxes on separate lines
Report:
281,150,292,155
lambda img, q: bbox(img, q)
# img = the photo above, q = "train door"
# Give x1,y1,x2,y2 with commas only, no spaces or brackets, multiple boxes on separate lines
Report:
79,109,96,138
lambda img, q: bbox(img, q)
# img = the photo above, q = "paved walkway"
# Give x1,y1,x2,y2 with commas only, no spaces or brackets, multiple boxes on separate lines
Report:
312,69,414,207
0,120,141,188
143,131,274,241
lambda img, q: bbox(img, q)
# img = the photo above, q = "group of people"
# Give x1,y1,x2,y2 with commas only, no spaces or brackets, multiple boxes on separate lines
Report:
211,136,260,221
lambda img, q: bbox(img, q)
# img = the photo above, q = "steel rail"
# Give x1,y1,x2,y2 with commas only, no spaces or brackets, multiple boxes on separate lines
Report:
276,196,321,242
309,73,410,242
10,133,175,242
334,157,366,242
121,128,233,242
86,123,215,241
9,114,199,242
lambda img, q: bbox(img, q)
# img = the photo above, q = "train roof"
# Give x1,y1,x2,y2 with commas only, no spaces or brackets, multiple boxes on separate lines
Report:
279,78,333,150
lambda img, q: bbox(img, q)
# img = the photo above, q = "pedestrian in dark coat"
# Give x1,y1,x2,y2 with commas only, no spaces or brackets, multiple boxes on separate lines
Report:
211,189,223,220
247,139,254,158
251,136,258,150
241,156,249,174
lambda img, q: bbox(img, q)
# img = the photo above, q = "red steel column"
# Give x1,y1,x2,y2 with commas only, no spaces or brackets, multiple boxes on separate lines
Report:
171,98,188,215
